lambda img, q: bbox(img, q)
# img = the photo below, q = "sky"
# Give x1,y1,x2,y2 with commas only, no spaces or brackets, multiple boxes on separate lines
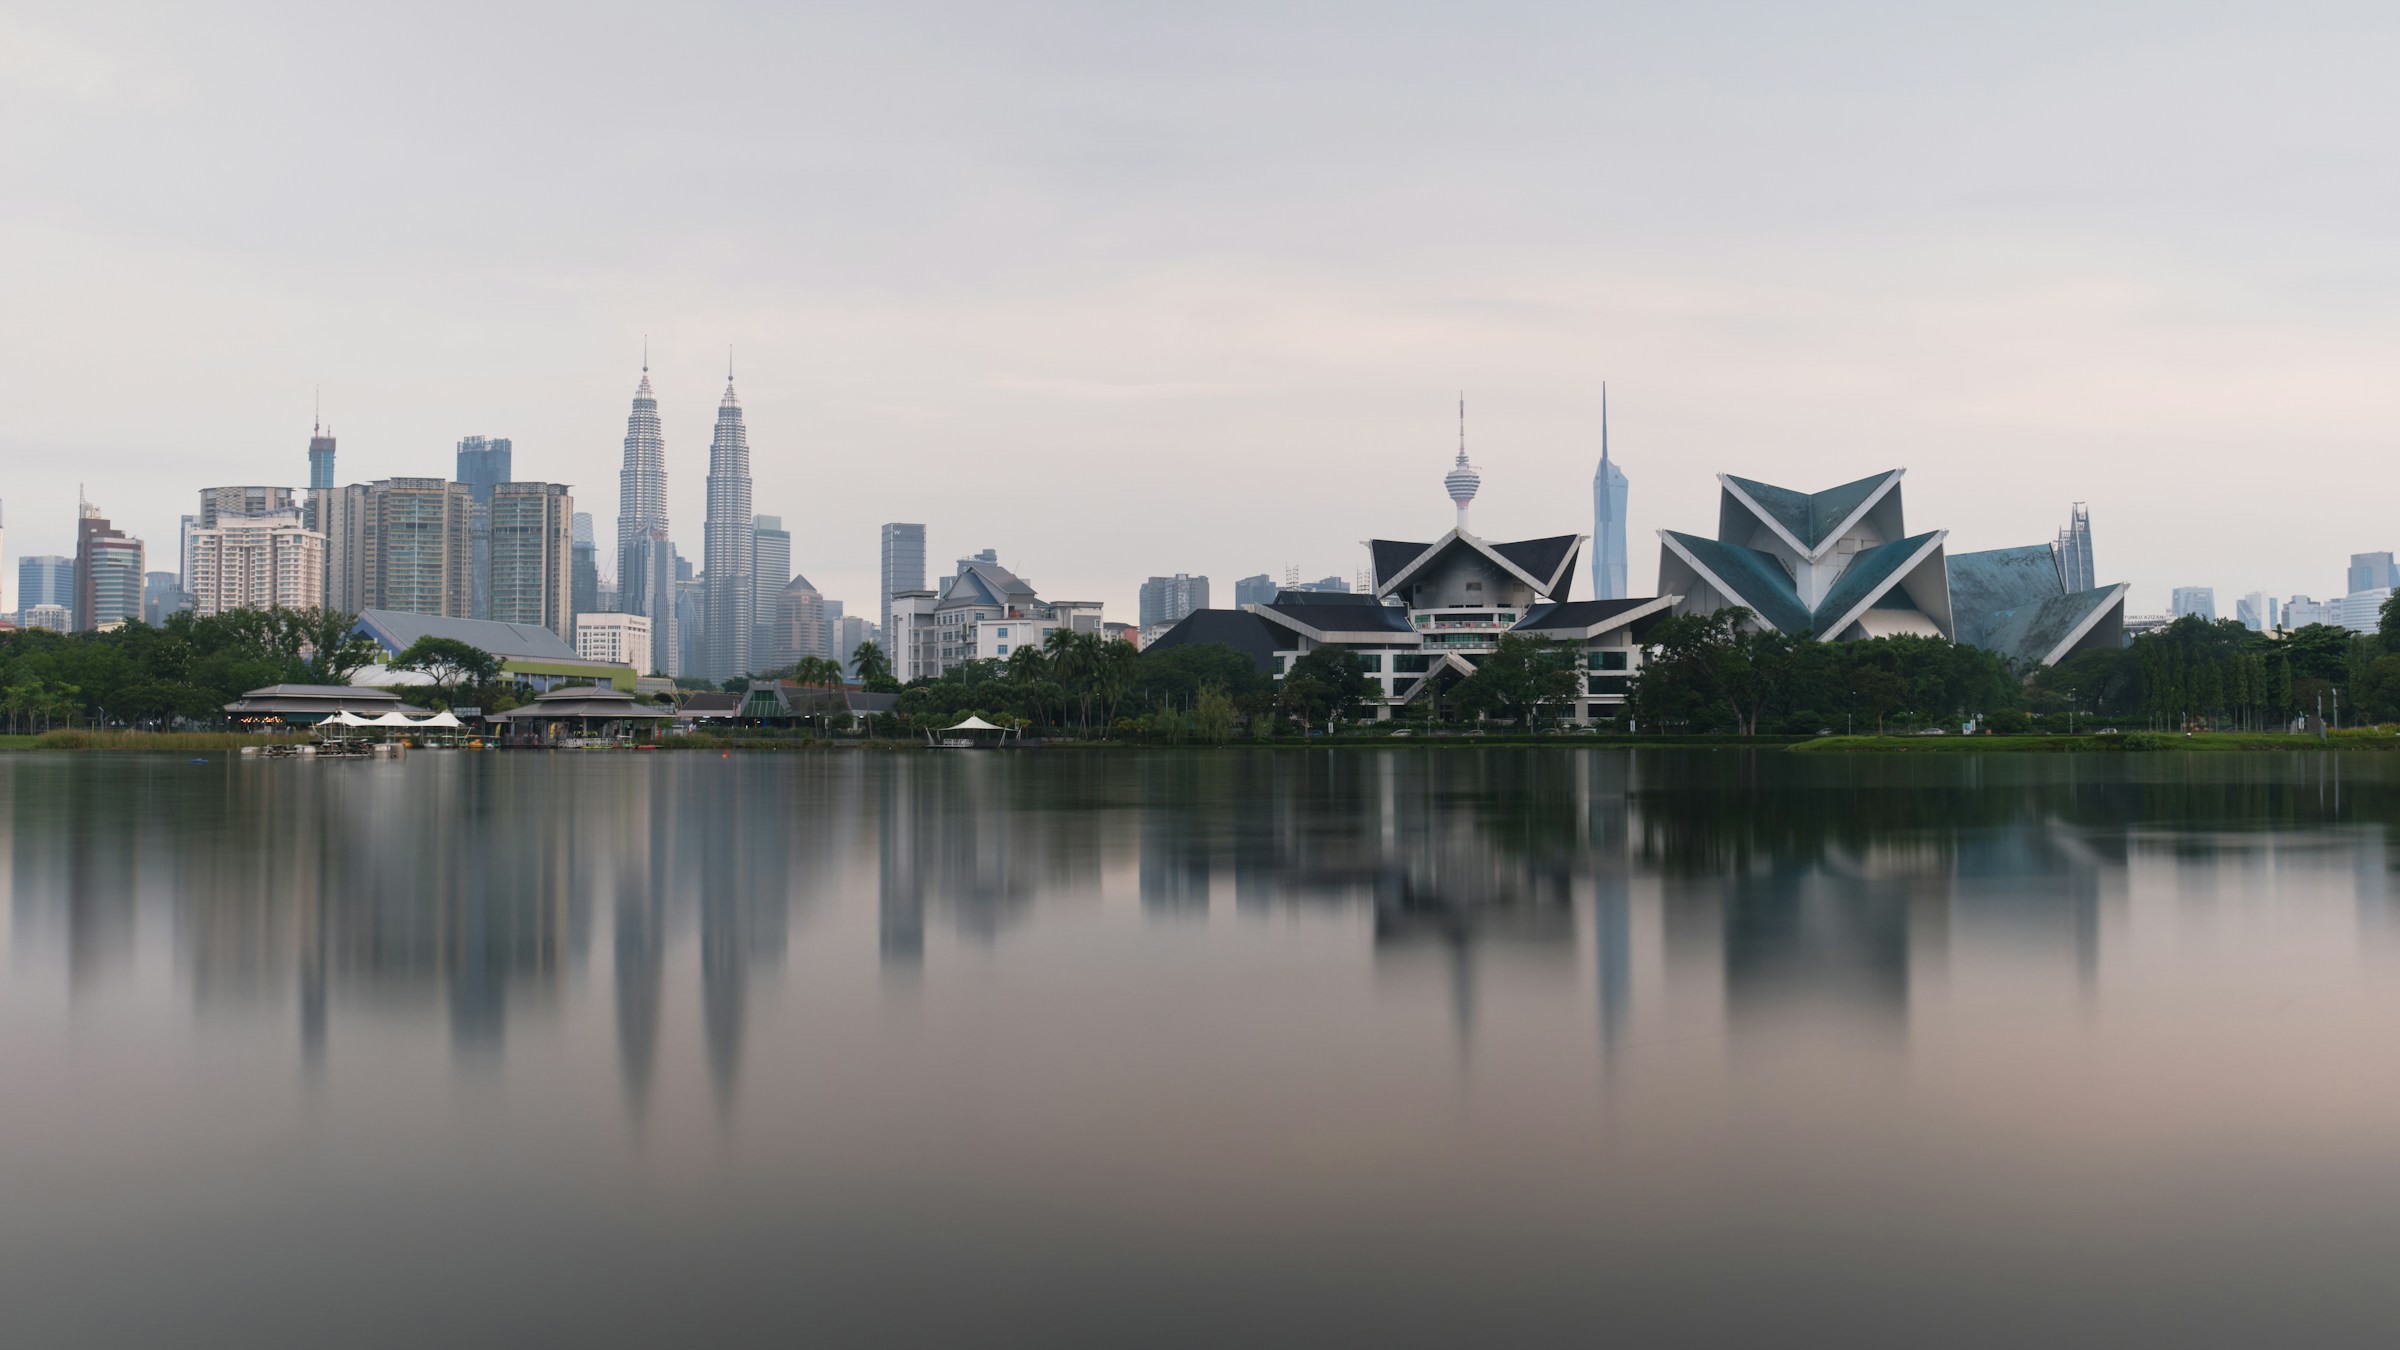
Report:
6,0,2400,621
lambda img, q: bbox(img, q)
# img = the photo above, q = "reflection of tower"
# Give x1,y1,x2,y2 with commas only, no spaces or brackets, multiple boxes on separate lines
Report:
1139,759,1211,918
879,759,925,975
1444,395,1482,532
695,763,791,1119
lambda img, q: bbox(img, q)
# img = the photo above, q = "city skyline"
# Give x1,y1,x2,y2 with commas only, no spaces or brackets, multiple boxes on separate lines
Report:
12,6,2400,627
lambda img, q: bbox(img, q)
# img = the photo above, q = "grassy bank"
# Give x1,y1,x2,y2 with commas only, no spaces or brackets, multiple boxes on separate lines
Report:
2,730,298,751
1790,730,2400,753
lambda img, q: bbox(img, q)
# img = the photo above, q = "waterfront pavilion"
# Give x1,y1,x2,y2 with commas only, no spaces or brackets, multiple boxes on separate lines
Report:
490,685,675,744
224,683,432,728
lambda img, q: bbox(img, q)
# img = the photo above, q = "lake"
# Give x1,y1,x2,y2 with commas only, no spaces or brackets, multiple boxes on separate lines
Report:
7,748,2400,1345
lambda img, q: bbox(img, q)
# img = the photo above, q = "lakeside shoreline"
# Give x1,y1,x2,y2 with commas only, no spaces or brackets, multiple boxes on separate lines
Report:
9,729,2399,753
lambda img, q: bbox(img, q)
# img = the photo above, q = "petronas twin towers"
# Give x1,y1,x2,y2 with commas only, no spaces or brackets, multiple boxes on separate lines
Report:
612,353,756,682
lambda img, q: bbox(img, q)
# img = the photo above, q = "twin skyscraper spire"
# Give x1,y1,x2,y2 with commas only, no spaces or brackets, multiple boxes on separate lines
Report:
612,347,755,681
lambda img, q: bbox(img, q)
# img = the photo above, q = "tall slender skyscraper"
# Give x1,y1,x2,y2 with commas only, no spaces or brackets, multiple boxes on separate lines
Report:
702,366,756,679
1591,385,1629,600
308,419,336,491
881,523,926,645
615,355,669,618
753,514,791,666
2054,503,2095,593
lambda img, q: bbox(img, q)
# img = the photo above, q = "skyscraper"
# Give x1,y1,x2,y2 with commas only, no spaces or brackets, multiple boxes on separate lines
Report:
74,495,144,631
489,482,575,639
187,516,323,616
2349,552,2397,594
571,512,600,620
702,370,756,679
2054,503,2095,593
308,420,336,491
1233,574,1277,609
455,435,513,620
362,478,474,618
18,555,74,612
197,485,299,529
2170,587,2217,622
1591,385,1628,600
880,522,926,645
615,356,670,610
1138,574,1210,632
623,526,679,677
753,514,791,663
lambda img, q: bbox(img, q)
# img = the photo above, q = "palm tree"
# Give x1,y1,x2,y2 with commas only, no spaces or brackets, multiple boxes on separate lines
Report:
1045,628,1102,732
850,639,894,688
790,656,844,733
1093,637,1138,733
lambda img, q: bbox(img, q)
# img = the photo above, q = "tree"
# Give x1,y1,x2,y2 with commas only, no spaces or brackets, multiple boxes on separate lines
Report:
294,609,381,684
392,636,501,708
850,639,896,691
1279,647,1375,726
1191,683,1236,744
1452,633,1583,729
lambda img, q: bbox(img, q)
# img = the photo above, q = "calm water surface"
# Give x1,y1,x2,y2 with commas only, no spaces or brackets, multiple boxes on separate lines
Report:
8,748,2400,1345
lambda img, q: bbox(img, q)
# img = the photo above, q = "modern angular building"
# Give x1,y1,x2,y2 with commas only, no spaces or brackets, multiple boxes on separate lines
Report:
1657,470,2126,668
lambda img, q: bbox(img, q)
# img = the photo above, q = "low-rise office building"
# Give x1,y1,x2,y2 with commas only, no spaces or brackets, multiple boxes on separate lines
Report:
575,611,652,674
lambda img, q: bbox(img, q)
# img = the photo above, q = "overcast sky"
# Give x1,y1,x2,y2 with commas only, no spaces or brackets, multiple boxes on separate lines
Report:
6,1,2399,620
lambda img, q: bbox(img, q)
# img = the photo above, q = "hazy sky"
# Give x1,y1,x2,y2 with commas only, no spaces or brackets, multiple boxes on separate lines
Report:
7,1,2399,620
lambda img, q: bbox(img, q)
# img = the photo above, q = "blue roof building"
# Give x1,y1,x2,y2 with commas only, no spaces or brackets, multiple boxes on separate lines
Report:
1659,470,2124,667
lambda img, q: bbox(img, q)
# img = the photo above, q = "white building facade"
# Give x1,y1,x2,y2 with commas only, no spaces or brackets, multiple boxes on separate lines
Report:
576,611,652,674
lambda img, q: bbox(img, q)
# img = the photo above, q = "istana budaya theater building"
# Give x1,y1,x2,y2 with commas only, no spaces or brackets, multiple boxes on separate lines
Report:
1152,436,1678,722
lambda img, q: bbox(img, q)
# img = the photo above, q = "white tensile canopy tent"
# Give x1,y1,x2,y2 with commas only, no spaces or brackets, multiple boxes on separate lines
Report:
928,714,1017,747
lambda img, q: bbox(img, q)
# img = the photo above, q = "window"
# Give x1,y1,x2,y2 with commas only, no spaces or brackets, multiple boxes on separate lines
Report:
1356,654,1383,672
1395,654,1432,673
1466,581,1483,592
997,627,1009,637
1587,650,1628,671
1587,675,1629,696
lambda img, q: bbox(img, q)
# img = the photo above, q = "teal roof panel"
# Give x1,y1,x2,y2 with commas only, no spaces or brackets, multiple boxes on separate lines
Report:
1663,530,1811,633
1810,531,1940,634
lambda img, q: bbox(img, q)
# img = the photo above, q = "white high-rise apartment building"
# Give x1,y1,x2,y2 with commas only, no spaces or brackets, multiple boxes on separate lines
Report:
187,513,326,616
575,612,652,674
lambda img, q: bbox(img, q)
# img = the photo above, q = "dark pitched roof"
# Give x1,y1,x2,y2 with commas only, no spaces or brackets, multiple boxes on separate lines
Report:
1370,539,1433,587
1512,598,1660,632
1272,589,1380,606
1146,610,1284,672
1258,600,1417,635
1489,535,1582,587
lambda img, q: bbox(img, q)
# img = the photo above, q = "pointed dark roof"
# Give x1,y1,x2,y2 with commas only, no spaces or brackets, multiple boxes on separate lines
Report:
1489,535,1582,589
1146,610,1283,672
1257,600,1418,636
1370,539,1432,587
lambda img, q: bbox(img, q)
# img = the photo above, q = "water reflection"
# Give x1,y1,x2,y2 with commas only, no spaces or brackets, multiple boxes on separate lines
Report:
22,749,2400,1344
17,750,2400,1105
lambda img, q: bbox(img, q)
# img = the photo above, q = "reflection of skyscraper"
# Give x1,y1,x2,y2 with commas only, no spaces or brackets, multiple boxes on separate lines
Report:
1592,385,1628,600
